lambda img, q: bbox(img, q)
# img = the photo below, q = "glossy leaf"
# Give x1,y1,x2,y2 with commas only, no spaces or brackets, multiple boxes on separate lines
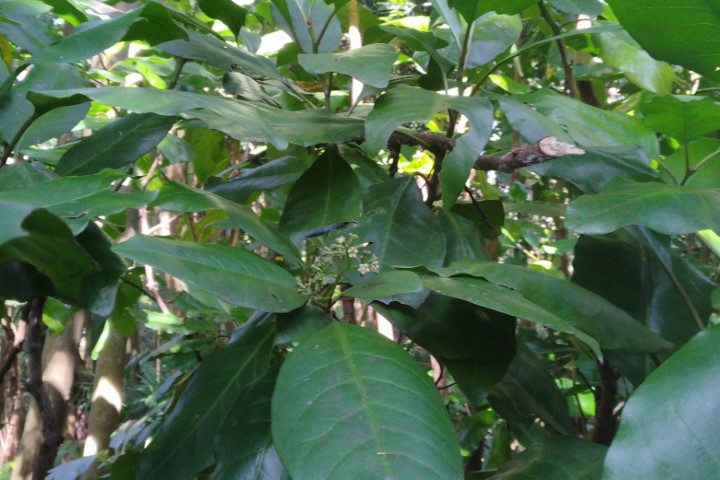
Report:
466,14,522,68
637,93,720,144
547,0,603,14
491,436,607,479
158,29,280,80
342,270,424,301
439,210,490,264
489,341,573,435
530,146,658,194
572,228,714,378
354,177,446,269
272,322,463,480
56,113,175,176
380,25,453,72
420,273,602,356
516,90,659,158
299,44,396,88
566,178,720,235
0,202,96,301
602,324,720,479
279,148,362,243
607,0,720,81
16,103,89,152
197,0,247,38
151,181,301,265
436,260,673,353
112,235,306,312
595,29,674,95
212,366,288,480
185,128,228,185
208,155,309,203
450,0,535,21
138,322,276,480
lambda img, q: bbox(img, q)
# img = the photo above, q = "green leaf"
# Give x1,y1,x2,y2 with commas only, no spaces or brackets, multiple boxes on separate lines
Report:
298,43,397,88
185,127,228,185
158,29,281,80
138,322,276,480
208,155,309,203
637,93,720,145
30,88,364,149
466,14,522,68
572,228,715,383
152,181,301,266
272,322,463,480
197,0,247,38
16,103,89,152
450,0,536,22
379,25,453,72
0,202,97,301
211,365,289,480
491,436,607,479
38,0,87,25
489,341,573,434
566,178,720,235
439,210,491,264
420,273,602,356
279,147,361,243
435,260,673,353
354,176,446,269
342,270,424,300
606,0,720,81
547,0,603,15
112,235,306,312
530,146,658,194
662,138,720,189
75,223,127,316
602,324,720,479
594,28,674,95
517,90,659,158
56,113,175,176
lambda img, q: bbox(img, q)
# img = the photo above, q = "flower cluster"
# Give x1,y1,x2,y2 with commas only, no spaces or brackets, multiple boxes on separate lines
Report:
297,233,379,304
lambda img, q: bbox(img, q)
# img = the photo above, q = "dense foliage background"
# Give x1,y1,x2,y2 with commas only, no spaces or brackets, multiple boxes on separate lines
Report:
1,0,719,478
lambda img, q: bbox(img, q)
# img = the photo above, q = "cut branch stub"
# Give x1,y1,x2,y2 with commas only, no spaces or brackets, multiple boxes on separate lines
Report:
474,136,585,172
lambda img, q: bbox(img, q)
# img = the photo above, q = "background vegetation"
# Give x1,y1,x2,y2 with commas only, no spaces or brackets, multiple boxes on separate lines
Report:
0,0,719,478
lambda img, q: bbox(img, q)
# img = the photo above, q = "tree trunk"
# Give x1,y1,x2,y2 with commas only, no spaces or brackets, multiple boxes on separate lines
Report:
83,320,127,456
11,311,81,480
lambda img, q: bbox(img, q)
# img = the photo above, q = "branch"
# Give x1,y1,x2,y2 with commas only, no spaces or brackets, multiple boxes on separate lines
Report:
474,136,585,171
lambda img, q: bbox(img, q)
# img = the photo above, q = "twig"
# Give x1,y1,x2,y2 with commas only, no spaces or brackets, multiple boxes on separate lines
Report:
0,316,26,388
474,136,585,171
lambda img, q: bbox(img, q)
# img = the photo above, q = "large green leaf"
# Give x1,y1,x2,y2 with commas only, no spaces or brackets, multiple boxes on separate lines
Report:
197,0,247,38
16,103,90,152
420,273,602,356
280,147,362,243
185,127,228,185
566,178,720,235
606,0,720,81
594,29,674,95
138,322,276,480
272,322,463,480
466,14,522,68
151,181,301,266
662,138,720,189
637,93,720,145
602,324,720,479
0,202,96,301
342,270,424,301
211,365,289,480
29,2,186,64
489,341,573,435
512,90,659,158
449,0,535,22
491,436,607,479
298,43,397,88
436,260,673,353
30,88,363,149
208,155,309,203
56,113,175,176
353,177,446,269
572,228,715,383
0,169,155,233
547,0,603,15
112,235,305,312
158,29,280,80
530,146,657,194
439,210,490,264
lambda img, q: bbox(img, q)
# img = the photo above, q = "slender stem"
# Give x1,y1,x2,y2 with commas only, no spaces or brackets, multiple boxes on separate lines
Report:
313,8,340,53
655,157,679,185
0,112,41,167
681,148,720,185
539,1,577,98
167,57,187,90
681,140,691,184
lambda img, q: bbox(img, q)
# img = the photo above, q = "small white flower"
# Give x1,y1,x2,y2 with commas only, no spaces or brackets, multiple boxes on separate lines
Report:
358,263,370,275
348,246,359,258
336,236,346,245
